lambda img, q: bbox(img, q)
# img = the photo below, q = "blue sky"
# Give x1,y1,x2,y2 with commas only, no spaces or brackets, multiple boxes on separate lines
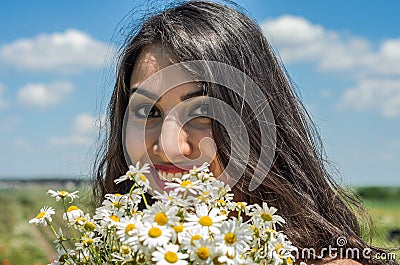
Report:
0,0,399,186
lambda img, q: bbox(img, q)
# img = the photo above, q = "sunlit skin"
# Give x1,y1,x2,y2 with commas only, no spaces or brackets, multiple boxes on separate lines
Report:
125,44,223,194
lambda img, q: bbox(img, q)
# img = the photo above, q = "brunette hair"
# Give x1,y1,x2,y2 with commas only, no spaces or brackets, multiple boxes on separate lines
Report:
93,1,397,264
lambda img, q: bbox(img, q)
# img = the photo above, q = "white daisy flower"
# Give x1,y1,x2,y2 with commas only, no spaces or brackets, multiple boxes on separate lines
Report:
73,213,97,232
102,193,131,214
111,245,134,263
139,223,172,249
189,237,216,264
47,189,79,202
215,218,252,256
63,205,84,223
248,202,285,228
75,232,102,250
29,206,55,226
116,216,142,251
268,233,297,264
143,201,179,226
153,190,188,207
152,243,188,265
217,250,247,265
194,189,213,204
180,227,209,249
209,179,233,201
93,203,125,229
165,178,202,195
189,162,210,176
185,204,227,235
170,222,186,244
114,162,150,186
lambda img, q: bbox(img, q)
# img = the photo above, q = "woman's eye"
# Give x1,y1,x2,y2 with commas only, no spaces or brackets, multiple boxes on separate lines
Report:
134,105,161,119
190,104,209,117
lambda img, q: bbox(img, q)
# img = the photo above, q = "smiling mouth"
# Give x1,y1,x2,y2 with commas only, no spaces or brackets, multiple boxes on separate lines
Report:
157,170,189,181
154,164,194,181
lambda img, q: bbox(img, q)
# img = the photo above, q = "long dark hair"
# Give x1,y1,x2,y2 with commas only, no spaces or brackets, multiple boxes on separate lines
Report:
93,1,396,264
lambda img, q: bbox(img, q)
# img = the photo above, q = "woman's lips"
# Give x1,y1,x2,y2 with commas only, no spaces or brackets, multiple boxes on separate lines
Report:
153,164,194,181
154,164,194,173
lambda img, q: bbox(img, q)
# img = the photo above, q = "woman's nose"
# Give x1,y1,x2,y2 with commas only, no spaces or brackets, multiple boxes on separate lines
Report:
153,115,192,161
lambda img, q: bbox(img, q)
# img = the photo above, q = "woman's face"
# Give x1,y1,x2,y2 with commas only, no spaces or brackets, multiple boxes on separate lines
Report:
124,45,223,194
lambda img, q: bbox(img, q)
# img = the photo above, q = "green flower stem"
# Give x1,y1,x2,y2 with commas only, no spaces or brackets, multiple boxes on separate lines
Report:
62,198,78,239
44,218,71,258
45,218,59,237
129,180,149,209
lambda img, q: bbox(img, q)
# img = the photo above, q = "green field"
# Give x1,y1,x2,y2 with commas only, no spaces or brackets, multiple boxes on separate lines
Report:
0,185,398,264
0,185,93,265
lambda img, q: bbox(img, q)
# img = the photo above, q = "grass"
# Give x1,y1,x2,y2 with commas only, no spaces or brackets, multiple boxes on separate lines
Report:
0,185,92,265
362,199,400,261
0,185,398,264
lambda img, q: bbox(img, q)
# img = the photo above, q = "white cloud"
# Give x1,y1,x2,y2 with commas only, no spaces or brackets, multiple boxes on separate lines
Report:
339,78,400,117
261,15,400,117
262,15,400,75
0,83,8,109
49,113,104,146
0,29,113,74
17,81,74,109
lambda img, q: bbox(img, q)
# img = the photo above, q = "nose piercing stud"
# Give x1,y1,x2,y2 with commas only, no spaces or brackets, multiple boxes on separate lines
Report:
153,144,159,152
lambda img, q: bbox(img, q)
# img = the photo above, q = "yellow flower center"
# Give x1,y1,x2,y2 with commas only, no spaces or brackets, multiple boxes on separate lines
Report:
67,206,79,212
110,215,120,222
164,251,178,263
36,212,46,219
59,191,69,197
82,238,94,247
125,223,136,235
137,254,146,264
154,212,168,225
261,212,273,221
114,193,122,197
139,174,147,182
199,216,213,226
213,257,224,265
224,232,237,244
226,250,235,259
197,247,210,260
275,243,284,254
265,228,275,234
75,217,86,224
148,227,162,238
236,202,246,210
120,245,131,255
173,223,183,233
113,201,122,208
180,180,192,187
286,257,293,264
191,234,202,245
84,221,96,231
217,199,226,205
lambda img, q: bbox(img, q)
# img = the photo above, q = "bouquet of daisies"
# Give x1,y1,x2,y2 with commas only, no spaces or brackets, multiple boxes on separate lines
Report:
29,162,299,265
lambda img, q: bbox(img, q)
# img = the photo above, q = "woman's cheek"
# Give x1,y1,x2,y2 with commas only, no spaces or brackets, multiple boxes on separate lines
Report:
125,126,147,164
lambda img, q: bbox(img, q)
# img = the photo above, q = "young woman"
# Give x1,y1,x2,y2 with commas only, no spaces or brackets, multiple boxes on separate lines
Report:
93,1,397,264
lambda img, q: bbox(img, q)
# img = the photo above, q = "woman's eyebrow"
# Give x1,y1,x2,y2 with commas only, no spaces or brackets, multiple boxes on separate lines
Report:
129,88,206,101
180,90,206,101
129,88,158,100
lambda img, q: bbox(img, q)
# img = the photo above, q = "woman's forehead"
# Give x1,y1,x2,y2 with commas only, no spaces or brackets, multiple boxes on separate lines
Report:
129,45,202,98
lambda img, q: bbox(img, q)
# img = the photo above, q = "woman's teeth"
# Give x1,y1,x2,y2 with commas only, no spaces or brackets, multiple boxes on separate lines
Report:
157,170,189,181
